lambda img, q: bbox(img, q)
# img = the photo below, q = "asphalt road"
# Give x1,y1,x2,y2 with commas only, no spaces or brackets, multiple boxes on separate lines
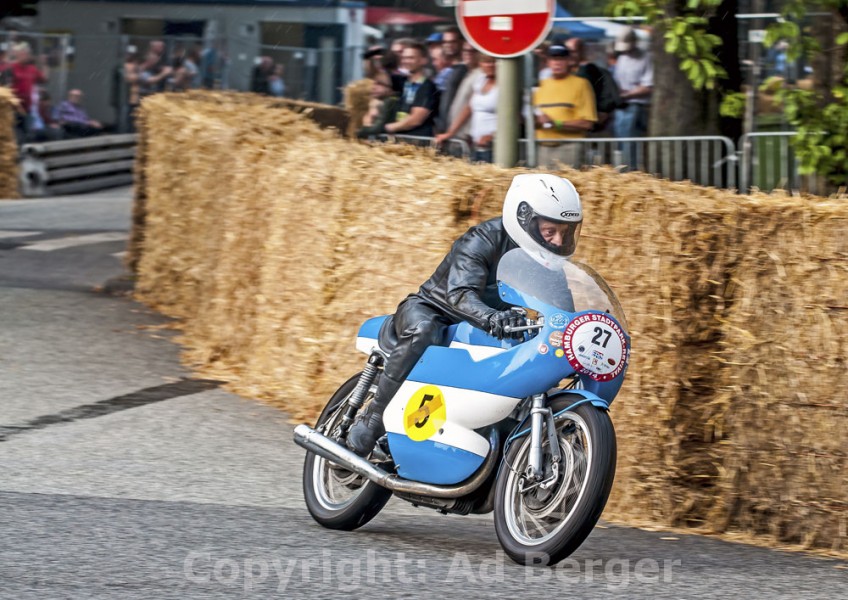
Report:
0,187,845,599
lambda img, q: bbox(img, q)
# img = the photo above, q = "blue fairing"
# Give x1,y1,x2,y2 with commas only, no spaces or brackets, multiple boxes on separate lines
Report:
404,282,627,403
357,284,628,404
358,315,389,339
387,433,485,484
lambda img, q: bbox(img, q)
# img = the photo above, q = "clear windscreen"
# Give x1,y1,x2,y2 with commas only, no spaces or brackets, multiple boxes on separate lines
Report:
497,249,628,330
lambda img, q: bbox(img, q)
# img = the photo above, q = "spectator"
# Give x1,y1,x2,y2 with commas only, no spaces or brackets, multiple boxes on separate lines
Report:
389,38,415,74
169,55,188,92
532,44,597,168
122,50,141,133
268,64,286,98
28,88,62,142
441,27,462,68
138,43,172,98
251,56,273,95
441,42,481,143
384,42,439,138
182,47,202,90
431,46,449,91
381,51,407,95
55,88,103,138
200,43,220,88
362,45,385,79
612,28,653,168
425,32,443,63
356,71,398,140
436,54,498,163
434,27,461,94
435,27,466,133
566,37,621,135
536,41,553,82
7,43,48,143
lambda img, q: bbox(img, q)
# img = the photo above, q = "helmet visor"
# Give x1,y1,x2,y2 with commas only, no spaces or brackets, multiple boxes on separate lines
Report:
517,201,582,257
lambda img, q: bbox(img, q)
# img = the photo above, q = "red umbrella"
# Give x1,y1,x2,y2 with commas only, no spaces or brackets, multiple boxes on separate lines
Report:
365,8,451,26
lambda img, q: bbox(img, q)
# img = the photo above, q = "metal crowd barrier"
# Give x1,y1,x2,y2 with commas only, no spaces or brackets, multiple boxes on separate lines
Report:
519,136,738,190
375,132,738,190
739,131,823,195
19,134,137,197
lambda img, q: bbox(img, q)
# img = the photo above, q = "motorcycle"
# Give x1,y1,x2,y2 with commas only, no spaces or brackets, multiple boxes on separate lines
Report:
294,248,630,566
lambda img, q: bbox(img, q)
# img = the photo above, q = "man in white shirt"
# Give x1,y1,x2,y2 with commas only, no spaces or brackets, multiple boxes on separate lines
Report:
612,28,653,169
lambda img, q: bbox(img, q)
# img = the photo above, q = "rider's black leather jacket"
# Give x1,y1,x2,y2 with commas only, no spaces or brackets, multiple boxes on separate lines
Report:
416,217,517,331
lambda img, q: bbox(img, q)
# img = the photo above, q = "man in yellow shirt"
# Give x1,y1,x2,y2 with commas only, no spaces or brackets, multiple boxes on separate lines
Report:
533,44,597,168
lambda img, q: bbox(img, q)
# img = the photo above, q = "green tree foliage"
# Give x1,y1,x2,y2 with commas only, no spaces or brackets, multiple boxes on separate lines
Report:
761,1,848,186
608,0,848,187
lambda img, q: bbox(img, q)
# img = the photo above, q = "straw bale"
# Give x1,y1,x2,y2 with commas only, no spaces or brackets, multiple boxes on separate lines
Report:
708,197,848,551
134,91,847,555
343,79,374,137
0,87,19,199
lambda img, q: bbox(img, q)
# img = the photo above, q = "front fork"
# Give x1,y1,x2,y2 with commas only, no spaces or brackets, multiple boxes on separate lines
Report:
524,393,563,489
329,351,385,439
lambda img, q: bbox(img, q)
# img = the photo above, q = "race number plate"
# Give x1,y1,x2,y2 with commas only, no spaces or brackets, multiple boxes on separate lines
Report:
562,312,628,382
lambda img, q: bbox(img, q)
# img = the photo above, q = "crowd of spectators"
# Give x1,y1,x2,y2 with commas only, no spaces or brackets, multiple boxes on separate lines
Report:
1,26,653,165
355,27,653,168
0,41,100,143
0,37,224,141
121,40,217,132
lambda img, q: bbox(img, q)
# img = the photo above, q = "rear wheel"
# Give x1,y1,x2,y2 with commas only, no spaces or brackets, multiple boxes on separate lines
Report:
494,399,616,566
302,373,391,530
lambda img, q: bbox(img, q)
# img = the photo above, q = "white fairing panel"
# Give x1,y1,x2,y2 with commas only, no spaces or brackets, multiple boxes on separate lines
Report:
382,380,521,457
355,336,378,355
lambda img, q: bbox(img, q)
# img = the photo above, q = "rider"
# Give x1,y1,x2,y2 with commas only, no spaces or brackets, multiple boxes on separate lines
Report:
347,173,584,456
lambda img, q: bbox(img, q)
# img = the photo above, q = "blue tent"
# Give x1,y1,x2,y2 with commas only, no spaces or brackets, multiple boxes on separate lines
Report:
553,5,606,40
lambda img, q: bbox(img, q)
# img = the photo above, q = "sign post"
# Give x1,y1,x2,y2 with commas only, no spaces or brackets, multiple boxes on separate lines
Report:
456,0,555,167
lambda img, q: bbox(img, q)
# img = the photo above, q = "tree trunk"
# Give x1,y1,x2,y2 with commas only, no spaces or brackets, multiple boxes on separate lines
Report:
810,7,848,104
649,0,742,139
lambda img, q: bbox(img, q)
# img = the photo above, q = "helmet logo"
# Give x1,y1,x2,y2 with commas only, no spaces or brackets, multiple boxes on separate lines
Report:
560,211,580,218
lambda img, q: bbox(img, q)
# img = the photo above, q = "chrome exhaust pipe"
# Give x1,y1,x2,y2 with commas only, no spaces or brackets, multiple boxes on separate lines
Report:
294,424,499,499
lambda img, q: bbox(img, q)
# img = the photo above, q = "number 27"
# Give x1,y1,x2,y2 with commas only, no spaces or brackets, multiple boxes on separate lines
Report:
592,327,612,348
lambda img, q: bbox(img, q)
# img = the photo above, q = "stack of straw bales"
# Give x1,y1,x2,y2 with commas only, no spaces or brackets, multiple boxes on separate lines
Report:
134,92,846,555
0,88,19,199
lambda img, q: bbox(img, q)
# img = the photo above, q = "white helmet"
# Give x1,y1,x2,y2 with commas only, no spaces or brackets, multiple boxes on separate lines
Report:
502,174,583,267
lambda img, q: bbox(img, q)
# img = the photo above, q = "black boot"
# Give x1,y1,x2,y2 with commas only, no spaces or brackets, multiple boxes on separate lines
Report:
346,402,386,457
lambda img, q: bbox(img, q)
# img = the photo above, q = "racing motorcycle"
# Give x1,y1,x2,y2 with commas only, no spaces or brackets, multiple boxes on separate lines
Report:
294,247,629,566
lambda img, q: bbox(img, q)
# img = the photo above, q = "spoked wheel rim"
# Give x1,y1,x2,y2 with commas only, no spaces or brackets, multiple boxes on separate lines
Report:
311,396,371,511
503,411,593,546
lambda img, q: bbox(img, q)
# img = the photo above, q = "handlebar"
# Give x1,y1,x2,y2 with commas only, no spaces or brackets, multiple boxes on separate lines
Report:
503,323,544,334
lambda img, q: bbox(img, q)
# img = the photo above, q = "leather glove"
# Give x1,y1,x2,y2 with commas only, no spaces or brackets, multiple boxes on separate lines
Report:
488,310,527,340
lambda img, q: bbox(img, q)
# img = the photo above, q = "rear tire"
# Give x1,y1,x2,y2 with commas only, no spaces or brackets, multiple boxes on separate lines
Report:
494,400,616,566
302,373,392,530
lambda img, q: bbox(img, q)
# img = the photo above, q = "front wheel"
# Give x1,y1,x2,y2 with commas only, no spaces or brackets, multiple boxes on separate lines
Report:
302,373,392,530
494,400,616,566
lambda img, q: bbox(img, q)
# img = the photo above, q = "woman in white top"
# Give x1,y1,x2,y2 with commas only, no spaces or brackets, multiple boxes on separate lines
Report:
435,54,498,163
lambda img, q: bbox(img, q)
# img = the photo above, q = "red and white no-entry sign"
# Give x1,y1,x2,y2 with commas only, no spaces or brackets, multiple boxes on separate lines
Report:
457,0,555,58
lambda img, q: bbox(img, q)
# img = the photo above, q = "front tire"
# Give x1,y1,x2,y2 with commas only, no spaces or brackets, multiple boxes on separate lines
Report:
302,373,392,530
494,400,616,566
